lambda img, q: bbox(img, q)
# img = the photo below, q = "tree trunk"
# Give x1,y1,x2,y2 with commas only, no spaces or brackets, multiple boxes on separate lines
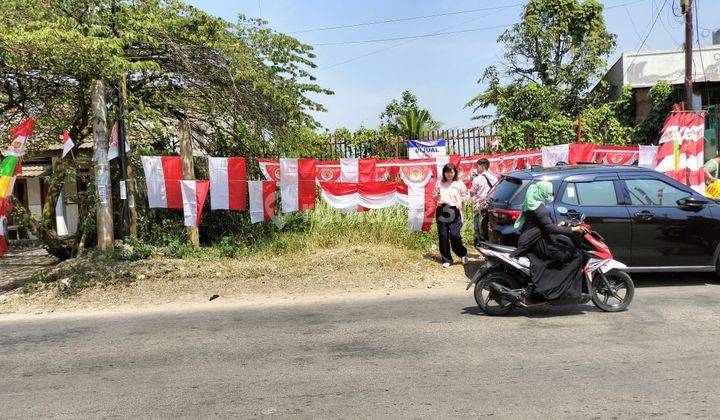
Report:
91,80,114,251
179,119,199,249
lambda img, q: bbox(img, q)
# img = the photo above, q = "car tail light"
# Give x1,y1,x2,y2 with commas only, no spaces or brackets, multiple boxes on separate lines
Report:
490,209,521,224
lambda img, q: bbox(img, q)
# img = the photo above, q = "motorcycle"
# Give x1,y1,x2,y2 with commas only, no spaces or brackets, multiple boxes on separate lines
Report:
467,209,634,315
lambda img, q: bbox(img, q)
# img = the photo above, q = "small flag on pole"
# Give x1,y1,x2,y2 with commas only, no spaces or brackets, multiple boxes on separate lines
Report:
108,121,130,160
61,130,75,159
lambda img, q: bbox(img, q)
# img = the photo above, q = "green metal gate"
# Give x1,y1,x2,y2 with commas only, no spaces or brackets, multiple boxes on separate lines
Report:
704,105,719,161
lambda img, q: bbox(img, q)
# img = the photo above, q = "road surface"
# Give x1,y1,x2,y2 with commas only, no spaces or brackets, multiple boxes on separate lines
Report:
2,275,720,418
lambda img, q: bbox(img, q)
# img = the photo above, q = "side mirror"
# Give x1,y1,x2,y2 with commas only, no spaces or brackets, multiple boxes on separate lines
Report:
677,196,708,211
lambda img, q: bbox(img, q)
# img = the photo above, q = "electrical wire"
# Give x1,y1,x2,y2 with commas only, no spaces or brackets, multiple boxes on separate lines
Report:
313,24,512,46
624,0,670,76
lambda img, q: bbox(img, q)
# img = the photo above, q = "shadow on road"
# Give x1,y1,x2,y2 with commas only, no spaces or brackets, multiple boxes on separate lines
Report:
460,304,601,318
631,273,718,288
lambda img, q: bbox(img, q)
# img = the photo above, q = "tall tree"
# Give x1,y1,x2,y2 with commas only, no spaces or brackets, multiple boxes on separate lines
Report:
467,0,616,122
380,90,438,137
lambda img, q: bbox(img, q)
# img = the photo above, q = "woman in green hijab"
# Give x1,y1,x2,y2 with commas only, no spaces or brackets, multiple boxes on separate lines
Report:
510,181,587,302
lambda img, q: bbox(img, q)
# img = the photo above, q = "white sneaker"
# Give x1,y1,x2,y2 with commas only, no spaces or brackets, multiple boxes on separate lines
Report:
461,256,469,265
442,262,451,268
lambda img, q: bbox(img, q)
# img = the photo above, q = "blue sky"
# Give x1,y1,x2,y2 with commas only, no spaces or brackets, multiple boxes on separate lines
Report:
185,0,720,131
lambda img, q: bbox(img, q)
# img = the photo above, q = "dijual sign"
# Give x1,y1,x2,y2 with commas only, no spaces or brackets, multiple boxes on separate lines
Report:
408,139,447,159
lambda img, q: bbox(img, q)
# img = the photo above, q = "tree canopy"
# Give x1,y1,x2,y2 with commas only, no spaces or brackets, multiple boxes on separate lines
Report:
380,90,438,138
0,0,331,155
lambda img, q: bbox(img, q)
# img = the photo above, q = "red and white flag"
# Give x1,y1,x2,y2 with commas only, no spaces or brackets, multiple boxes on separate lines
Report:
258,159,281,182
60,130,75,159
248,180,276,223
5,118,35,157
108,121,130,161
315,161,341,182
656,112,705,194
339,158,377,183
280,158,317,213
180,180,210,227
141,156,184,209
208,157,247,211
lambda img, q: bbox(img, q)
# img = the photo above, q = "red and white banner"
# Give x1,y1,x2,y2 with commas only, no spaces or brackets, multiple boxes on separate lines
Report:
638,145,659,168
180,180,210,227
5,118,35,157
593,145,638,165
280,158,317,213
319,181,400,210
108,121,130,161
248,180,276,223
141,156,184,209
656,112,705,194
60,130,74,159
315,161,341,182
209,157,247,211
258,158,281,182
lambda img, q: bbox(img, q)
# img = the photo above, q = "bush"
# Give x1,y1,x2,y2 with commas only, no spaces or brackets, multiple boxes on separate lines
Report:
163,239,193,259
114,236,154,261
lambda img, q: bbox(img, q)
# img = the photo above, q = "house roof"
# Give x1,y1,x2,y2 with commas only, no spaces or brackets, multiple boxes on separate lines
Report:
603,45,720,89
18,164,51,177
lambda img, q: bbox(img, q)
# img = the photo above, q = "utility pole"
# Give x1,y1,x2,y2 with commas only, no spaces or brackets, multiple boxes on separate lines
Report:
91,81,114,251
683,0,694,110
179,120,200,249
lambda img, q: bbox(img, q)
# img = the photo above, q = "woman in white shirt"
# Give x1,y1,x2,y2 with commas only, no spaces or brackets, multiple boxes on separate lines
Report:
433,163,469,268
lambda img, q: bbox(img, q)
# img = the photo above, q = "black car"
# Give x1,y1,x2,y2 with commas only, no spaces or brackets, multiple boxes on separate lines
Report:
487,165,720,274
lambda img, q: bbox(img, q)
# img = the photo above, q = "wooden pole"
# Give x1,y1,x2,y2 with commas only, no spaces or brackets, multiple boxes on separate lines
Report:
179,120,199,249
683,0,694,111
91,80,114,251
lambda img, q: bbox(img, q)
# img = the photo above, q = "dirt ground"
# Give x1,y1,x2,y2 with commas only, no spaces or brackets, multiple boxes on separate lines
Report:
0,248,58,291
0,244,483,315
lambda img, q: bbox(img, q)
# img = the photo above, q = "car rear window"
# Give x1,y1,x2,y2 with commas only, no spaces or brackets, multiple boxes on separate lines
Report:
491,177,532,209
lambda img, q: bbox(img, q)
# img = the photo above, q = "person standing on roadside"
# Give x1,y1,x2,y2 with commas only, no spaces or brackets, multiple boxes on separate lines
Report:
469,158,498,246
433,163,469,268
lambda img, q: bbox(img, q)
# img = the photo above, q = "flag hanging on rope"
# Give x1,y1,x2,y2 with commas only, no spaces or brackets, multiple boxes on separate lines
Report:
180,180,210,227
140,156,184,208
248,180,276,223
208,157,247,211
4,118,35,157
61,130,75,159
279,158,317,213
108,121,131,160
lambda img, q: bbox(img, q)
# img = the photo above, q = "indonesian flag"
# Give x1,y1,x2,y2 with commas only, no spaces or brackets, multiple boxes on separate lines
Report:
0,215,7,256
280,158,317,213
638,145,659,168
61,130,75,159
258,159,281,182
180,180,210,227
141,156,184,209
208,157,247,210
4,118,35,157
541,144,569,167
656,112,705,194
340,158,377,183
398,163,436,231
108,121,130,161
248,180,276,223
319,181,399,210
593,146,638,165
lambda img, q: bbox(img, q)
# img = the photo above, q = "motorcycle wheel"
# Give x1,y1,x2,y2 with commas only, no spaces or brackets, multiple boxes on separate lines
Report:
590,269,634,312
474,271,520,316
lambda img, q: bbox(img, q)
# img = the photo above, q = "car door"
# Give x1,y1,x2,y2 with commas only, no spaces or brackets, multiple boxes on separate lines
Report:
619,174,718,268
555,174,633,265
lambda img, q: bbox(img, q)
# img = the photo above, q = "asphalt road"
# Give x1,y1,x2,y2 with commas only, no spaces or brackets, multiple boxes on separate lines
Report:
2,275,720,419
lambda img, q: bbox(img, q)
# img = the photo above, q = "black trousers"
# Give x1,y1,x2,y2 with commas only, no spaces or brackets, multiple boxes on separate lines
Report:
437,204,468,263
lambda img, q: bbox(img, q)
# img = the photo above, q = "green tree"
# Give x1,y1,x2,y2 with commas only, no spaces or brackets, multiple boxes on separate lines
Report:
380,90,438,137
0,0,330,257
397,109,438,140
467,0,616,122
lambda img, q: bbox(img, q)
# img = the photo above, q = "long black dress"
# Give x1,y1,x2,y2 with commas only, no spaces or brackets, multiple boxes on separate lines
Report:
510,204,583,300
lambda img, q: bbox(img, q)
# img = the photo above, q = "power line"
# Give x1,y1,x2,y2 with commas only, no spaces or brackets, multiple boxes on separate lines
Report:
624,0,669,76
313,24,512,46
288,3,523,34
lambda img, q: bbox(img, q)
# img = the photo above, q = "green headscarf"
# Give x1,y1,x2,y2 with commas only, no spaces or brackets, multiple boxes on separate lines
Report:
514,181,554,229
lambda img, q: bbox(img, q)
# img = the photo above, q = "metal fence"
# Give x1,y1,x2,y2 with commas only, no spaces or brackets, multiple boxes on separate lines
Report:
323,126,498,160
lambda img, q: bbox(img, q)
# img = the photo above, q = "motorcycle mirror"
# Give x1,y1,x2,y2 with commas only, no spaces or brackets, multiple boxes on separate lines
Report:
580,214,586,222
556,206,568,215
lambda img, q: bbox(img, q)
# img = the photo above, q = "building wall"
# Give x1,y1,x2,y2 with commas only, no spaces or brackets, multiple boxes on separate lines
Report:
26,177,42,217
